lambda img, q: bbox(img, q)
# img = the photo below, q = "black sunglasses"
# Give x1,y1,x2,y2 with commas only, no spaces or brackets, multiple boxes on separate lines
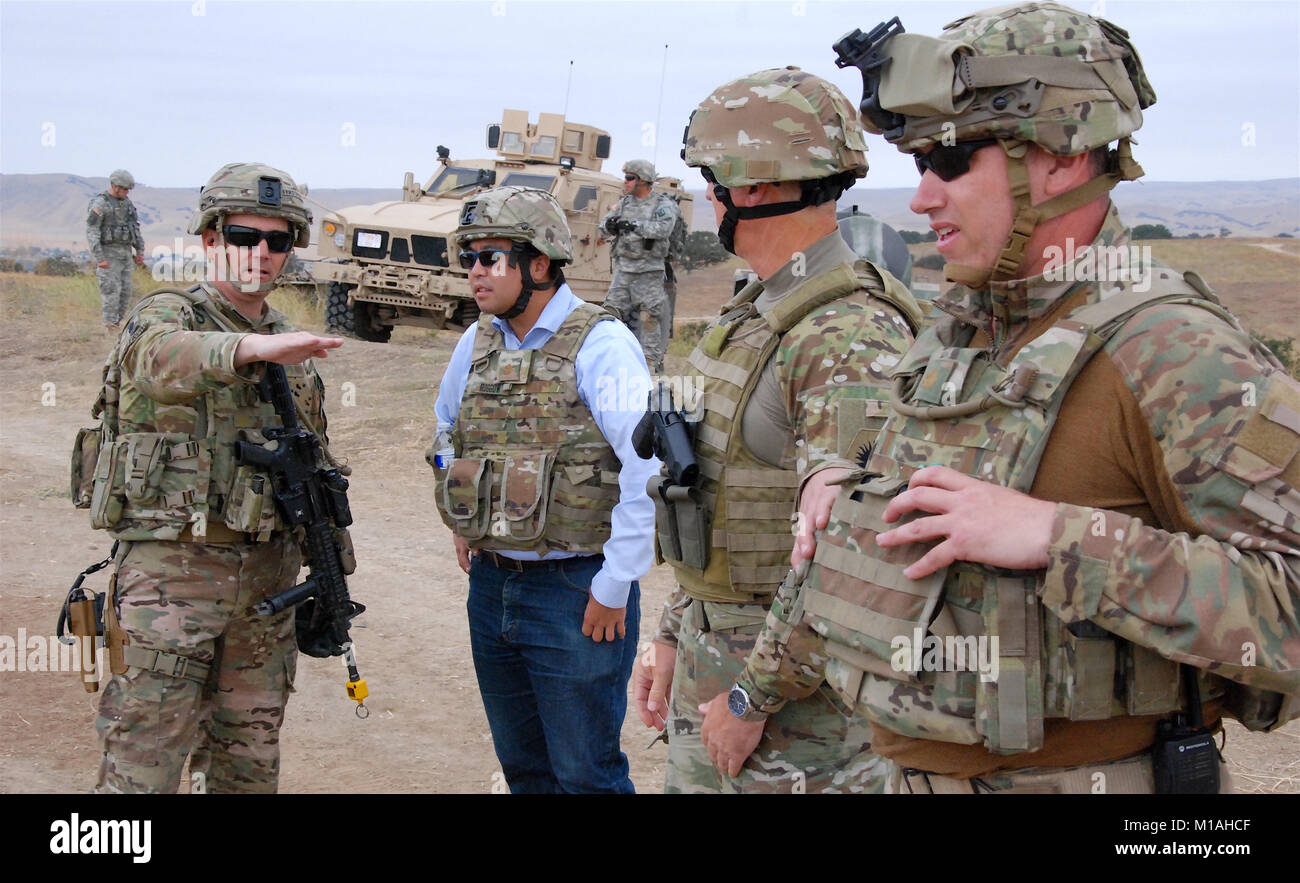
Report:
698,166,728,202
221,225,294,253
457,248,521,270
624,174,638,182
913,138,1000,182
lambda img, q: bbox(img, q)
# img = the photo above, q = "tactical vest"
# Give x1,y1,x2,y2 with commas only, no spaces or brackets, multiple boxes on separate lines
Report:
433,303,621,553
657,260,923,604
802,269,1253,754
612,194,674,267
95,195,139,245
71,286,324,542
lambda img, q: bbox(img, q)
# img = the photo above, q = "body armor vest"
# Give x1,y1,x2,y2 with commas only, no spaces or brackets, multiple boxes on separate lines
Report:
434,303,621,554
93,194,140,245
74,286,324,542
802,270,1245,754
658,260,922,604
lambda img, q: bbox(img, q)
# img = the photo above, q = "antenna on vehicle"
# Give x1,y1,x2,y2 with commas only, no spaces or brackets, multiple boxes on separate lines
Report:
562,60,574,117
653,44,668,170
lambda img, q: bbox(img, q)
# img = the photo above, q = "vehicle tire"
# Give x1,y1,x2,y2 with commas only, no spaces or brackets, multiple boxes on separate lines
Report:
353,300,392,343
324,282,357,336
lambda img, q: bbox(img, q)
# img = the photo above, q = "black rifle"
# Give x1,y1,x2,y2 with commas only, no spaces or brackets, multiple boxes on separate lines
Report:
632,380,698,487
236,363,369,717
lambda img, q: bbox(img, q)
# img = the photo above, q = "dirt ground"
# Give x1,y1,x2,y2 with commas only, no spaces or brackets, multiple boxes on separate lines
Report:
1,243,1296,793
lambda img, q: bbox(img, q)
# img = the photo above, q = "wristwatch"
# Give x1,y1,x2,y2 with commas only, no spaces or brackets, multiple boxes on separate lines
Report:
727,682,770,722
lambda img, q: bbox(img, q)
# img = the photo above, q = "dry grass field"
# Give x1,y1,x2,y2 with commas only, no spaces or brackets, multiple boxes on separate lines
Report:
1,238,1296,793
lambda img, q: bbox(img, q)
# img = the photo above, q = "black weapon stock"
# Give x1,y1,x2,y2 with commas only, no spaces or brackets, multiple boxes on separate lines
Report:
236,363,369,717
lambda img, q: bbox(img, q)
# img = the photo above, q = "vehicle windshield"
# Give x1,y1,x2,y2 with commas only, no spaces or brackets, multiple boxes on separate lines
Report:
426,166,488,194
500,173,555,191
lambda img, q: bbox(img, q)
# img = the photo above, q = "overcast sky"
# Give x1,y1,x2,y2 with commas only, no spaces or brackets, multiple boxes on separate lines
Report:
2,0,1297,192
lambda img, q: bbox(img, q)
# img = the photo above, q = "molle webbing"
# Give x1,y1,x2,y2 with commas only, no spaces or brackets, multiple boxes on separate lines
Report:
666,262,878,604
447,304,620,553
806,270,1229,753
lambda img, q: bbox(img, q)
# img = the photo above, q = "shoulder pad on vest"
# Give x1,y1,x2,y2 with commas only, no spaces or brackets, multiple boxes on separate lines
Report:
761,263,861,334
853,258,925,335
541,301,612,361
1067,267,1237,338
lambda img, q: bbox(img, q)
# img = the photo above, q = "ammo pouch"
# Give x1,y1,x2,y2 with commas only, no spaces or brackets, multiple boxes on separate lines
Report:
89,432,207,531
649,475,711,570
70,425,103,509
222,462,278,537
434,451,556,544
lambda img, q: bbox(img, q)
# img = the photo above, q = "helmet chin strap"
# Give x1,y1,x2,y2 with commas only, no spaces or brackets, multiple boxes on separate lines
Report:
944,138,1144,289
712,185,820,255
496,249,552,320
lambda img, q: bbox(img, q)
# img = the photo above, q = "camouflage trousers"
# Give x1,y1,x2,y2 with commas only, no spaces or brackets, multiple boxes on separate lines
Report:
605,268,668,371
95,534,301,794
96,245,135,325
665,598,890,793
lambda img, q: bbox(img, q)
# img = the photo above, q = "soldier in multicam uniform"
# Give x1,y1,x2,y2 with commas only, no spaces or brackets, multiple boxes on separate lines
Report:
88,162,344,792
431,187,659,793
631,67,923,793
722,2,1300,793
601,159,682,372
86,169,147,332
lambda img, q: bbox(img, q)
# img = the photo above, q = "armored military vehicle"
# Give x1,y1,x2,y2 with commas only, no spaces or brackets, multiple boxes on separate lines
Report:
314,110,693,341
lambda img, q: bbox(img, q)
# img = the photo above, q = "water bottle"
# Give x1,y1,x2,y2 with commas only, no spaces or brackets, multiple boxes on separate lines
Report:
433,430,455,470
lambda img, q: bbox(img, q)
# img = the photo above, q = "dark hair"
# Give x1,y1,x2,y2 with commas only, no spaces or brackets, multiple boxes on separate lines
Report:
1089,146,1110,176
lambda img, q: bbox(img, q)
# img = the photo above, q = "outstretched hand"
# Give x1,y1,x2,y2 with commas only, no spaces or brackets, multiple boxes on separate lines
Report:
235,331,344,367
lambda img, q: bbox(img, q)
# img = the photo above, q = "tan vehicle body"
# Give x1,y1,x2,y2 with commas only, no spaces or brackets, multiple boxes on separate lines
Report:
314,110,692,341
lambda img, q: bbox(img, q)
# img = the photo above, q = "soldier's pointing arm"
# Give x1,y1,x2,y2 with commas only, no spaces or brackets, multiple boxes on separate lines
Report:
120,296,255,405
1041,307,1300,696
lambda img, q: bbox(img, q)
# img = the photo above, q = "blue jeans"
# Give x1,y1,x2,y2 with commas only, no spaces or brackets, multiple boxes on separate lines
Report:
467,554,639,793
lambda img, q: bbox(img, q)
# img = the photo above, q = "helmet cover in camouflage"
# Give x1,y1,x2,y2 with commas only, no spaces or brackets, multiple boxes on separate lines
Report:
682,66,869,187
187,162,313,248
866,2,1156,155
109,169,135,189
453,186,573,262
623,159,657,183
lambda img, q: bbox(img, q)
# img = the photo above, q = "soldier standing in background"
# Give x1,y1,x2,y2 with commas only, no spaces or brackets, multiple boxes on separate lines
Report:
632,67,922,792
88,162,344,792
432,187,659,792
86,169,146,333
601,159,681,373
722,3,1300,793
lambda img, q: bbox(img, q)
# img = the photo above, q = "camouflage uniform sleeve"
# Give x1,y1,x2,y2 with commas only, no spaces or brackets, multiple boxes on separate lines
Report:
119,295,253,405
86,197,104,261
738,287,916,705
1041,306,1300,695
635,197,678,240
776,288,912,476
129,201,145,255
654,584,691,646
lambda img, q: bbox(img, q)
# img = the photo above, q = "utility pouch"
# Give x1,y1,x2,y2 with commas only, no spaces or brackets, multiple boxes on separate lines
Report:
124,434,167,502
650,476,711,571
498,450,553,542
89,438,128,529
223,464,278,536
974,572,1044,754
57,548,114,694
70,425,103,509
438,457,491,539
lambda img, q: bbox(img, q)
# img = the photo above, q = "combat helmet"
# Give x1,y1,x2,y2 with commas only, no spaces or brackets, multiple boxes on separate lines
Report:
623,159,657,184
681,66,869,252
108,169,135,190
187,162,313,248
834,2,1156,284
454,186,572,318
